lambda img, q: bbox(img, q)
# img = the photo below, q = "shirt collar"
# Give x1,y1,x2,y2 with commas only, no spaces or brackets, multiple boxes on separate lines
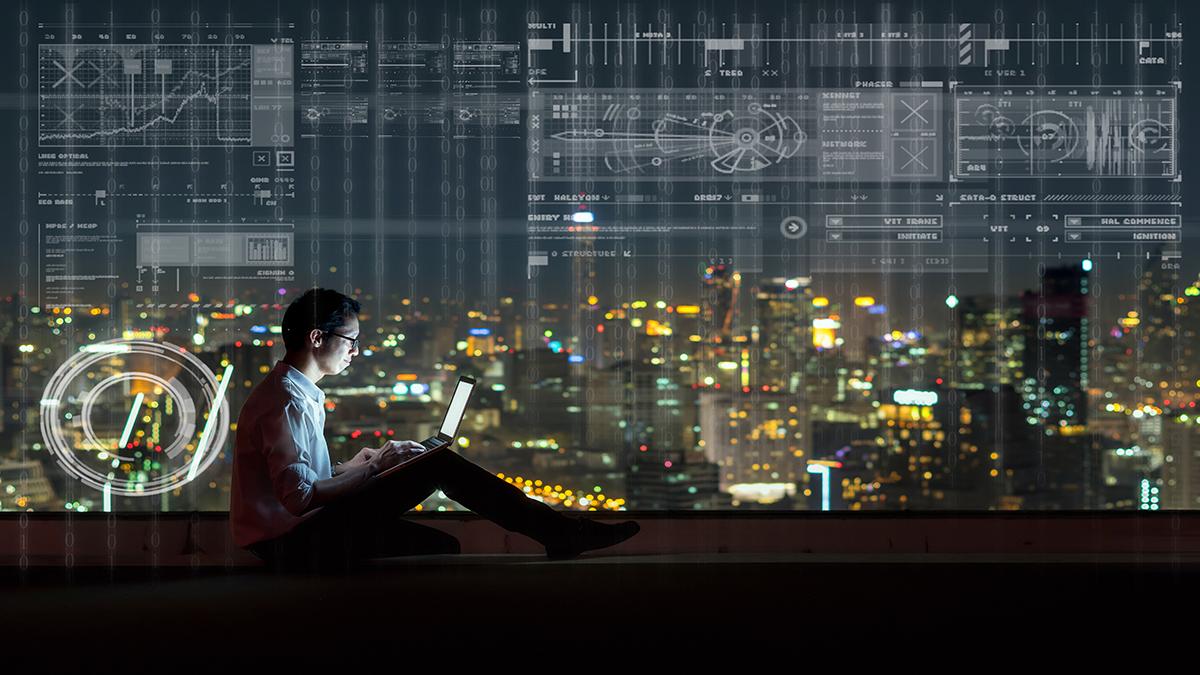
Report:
275,361,326,404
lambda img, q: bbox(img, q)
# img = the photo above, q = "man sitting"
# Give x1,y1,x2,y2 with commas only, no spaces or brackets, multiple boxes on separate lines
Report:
230,288,640,571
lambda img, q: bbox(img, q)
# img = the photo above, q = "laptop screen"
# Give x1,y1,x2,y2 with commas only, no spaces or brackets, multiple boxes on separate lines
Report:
439,378,475,438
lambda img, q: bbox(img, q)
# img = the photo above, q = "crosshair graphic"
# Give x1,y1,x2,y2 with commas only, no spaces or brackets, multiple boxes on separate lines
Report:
39,339,234,497
701,103,806,174
1129,118,1171,154
1018,110,1081,163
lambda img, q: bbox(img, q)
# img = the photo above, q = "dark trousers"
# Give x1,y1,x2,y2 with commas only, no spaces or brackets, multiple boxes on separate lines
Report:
247,447,573,571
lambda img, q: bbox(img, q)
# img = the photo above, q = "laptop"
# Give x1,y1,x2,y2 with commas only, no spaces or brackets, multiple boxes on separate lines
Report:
419,376,476,450
374,375,476,479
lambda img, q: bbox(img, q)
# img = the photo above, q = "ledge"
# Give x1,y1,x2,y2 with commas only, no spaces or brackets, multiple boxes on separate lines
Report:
3,511,1199,567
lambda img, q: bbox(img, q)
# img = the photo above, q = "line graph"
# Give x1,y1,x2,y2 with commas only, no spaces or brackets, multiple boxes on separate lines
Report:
39,44,253,147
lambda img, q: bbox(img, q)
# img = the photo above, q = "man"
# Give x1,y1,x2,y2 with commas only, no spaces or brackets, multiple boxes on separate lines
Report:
230,288,639,571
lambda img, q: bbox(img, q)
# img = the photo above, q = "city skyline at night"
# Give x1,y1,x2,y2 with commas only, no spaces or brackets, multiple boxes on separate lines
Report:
2,0,1192,516
2,247,1196,514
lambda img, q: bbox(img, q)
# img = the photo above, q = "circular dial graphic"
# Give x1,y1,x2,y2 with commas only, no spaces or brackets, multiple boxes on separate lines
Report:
40,339,233,497
1018,110,1080,163
703,103,806,174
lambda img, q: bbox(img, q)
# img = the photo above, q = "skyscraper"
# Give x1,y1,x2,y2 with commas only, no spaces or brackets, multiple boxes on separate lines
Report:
1021,264,1089,431
1019,264,1099,508
956,295,1025,389
754,277,810,391
702,264,740,345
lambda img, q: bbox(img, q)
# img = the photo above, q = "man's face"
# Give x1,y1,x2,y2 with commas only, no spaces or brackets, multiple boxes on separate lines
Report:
313,315,360,376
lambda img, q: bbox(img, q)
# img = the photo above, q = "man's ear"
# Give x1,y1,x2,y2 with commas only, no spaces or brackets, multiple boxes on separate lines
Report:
308,328,324,348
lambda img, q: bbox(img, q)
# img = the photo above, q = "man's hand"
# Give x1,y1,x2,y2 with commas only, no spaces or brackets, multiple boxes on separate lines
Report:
368,439,428,473
345,446,380,468
313,440,433,508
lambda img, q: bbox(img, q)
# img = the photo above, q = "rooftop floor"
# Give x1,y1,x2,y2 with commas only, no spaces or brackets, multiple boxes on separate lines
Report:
5,512,1200,645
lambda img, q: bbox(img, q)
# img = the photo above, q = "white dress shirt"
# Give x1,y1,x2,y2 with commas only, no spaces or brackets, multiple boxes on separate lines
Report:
230,361,333,547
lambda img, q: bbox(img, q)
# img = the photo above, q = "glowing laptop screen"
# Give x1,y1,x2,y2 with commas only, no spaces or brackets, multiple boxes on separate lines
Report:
439,379,474,438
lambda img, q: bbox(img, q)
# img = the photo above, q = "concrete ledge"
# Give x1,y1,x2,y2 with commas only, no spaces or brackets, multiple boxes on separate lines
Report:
3,511,1199,567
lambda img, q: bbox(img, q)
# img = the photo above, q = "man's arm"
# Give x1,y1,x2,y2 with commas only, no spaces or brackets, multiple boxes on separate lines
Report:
308,440,427,510
308,461,378,509
262,402,323,517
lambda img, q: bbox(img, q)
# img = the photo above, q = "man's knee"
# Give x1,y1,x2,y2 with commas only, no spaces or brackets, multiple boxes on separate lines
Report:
431,446,493,475
392,445,456,477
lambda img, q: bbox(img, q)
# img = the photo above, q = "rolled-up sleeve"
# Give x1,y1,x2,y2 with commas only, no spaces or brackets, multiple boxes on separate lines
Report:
260,400,321,516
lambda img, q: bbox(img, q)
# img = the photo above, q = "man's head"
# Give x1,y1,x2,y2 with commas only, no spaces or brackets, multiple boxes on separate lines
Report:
281,288,361,376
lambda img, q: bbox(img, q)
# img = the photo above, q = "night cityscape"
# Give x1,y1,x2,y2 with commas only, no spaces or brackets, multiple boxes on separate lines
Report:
1,247,1195,515
2,0,1197,648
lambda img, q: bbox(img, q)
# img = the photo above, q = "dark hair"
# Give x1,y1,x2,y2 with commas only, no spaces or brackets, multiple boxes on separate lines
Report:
281,288,361,352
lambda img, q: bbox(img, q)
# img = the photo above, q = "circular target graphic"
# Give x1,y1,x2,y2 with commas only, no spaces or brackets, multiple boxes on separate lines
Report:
40,339,232,497
1129,119,1170,154
1018,110,1080,163
973,104,1016,141
704,104,806,174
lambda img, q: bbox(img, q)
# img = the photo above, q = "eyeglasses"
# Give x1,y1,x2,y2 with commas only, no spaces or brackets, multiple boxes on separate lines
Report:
326,332,360,351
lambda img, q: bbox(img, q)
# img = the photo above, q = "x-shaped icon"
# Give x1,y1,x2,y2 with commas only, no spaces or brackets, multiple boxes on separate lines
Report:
899,98,930,126
52,59,84,88
900,144,929,171
52,101,86,129
84,58,121,89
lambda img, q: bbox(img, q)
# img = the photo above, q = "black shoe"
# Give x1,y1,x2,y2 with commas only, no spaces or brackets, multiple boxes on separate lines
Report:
544,519,640,560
